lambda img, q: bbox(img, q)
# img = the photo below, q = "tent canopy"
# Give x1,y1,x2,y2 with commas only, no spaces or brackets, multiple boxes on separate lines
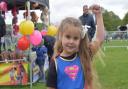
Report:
0,0,49,10
119,25,127,31
30,0,49,8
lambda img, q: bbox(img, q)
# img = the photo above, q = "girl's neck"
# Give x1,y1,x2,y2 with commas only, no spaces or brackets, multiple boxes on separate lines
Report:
60,50,76,57
60,52,77,60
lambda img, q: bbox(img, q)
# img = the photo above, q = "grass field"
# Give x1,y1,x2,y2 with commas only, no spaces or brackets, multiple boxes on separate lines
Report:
95,47,128,89
0,40,128,89
97,40,128,89
104,40,128,46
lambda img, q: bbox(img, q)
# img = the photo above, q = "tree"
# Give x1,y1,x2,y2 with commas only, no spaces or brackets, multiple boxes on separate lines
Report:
122,12,128,25
102,9,121,31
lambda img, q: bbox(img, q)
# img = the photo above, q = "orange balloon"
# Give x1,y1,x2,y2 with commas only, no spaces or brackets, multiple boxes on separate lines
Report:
17,36,30,50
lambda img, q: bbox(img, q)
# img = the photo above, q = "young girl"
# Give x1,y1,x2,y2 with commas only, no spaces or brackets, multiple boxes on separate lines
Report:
47,4,105,89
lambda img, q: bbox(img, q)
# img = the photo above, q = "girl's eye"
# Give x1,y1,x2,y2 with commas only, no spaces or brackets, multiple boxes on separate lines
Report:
74,37,79,40
65,35,71,39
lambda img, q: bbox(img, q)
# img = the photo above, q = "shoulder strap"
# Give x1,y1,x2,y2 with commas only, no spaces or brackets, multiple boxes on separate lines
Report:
54,59,57,71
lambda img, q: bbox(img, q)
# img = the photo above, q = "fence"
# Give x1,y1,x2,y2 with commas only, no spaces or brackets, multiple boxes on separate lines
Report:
104,31,128,50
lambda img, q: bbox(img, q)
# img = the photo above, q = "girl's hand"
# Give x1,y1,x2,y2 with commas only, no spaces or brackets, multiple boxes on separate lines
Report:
90,4,101,15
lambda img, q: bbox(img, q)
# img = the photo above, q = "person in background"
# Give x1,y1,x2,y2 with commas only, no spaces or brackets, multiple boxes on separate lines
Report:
47,4,105,89
32,40,48,83
79,5,96,41
43,35,55,64
0,15,6,57
31,11,39,30
40,6,49,29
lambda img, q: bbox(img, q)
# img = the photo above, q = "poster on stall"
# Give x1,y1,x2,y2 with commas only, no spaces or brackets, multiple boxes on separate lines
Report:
32,64,40,83
0,62,29,85
30,51,40,83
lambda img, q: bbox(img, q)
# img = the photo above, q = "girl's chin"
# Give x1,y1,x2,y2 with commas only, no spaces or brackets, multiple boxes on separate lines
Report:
64,50,77,55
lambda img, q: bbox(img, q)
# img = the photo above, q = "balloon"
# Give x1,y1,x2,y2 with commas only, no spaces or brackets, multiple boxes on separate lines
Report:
41,29,47,36
0,1,7,12
30,30,42,46
47,25,58,36
19,20,34,35
17,36,30,51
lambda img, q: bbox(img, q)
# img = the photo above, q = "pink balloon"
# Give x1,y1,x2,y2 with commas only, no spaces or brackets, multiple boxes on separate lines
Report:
30,30,42,46
41,29,47,36
0,1,7,12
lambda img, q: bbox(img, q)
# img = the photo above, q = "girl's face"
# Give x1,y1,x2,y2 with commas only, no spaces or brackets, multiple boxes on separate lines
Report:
61,26,81,56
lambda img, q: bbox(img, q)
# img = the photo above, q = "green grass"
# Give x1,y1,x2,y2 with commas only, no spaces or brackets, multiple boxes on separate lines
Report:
95,41,128,89
0,83,46,89
0,40,128,89
104,40,128,46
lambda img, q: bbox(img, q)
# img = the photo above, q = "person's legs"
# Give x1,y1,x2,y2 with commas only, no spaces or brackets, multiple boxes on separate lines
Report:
0,37,1,53
3,42,5,50
0,38,2,61
38,62,45,82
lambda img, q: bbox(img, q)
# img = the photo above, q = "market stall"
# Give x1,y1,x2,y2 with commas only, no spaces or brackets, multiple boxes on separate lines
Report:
0,0,49,88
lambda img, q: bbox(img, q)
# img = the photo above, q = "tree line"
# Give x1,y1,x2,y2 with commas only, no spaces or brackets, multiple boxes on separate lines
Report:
102,8,128,31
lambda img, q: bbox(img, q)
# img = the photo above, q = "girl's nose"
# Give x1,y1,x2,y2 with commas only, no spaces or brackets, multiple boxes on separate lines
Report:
69,38,74,44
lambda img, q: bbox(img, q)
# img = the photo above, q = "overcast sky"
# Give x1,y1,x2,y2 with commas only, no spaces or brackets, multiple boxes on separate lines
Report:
5,0,128,24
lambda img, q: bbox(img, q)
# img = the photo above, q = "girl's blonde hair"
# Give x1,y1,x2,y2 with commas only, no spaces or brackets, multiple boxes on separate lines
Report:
53,17,93,87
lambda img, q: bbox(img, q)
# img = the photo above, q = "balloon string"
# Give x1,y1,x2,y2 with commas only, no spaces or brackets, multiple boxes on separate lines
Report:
26,1,30,20
25,2,27,20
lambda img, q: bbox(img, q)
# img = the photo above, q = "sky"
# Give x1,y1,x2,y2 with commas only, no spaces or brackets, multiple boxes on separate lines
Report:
5,0,128,24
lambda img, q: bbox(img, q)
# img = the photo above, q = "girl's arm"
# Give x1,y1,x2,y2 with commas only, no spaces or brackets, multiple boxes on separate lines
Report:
47,59,57,89
89,4,105,55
